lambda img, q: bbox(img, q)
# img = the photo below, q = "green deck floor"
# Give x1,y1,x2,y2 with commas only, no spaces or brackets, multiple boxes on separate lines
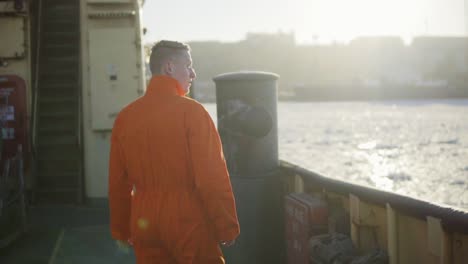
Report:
0,205,135,264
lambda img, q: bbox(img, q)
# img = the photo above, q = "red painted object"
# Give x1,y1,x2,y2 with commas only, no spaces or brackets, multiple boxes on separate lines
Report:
0,75,28,161
285,193,328,264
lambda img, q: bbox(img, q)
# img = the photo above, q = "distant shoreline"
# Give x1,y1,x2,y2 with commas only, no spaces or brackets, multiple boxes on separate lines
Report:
196,97,468,104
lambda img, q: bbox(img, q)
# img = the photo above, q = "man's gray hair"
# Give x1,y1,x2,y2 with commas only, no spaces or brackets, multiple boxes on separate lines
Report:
149,40,191,75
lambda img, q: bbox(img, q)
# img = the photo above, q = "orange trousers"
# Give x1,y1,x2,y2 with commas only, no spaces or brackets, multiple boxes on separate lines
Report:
134,247,225,264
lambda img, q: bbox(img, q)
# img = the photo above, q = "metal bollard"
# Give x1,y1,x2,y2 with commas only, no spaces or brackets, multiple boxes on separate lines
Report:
214,71,283,264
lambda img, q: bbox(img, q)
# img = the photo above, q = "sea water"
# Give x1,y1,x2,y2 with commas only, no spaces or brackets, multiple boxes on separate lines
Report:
203,99,468,210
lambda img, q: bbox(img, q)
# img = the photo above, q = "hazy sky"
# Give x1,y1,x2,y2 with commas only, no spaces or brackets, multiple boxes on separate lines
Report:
142,0,466,44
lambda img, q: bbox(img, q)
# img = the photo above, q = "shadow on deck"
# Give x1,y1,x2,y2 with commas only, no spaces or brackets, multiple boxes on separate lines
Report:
0,205,135,264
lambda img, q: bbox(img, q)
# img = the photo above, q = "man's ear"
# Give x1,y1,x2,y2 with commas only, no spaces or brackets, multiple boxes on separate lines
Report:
163,61,174,75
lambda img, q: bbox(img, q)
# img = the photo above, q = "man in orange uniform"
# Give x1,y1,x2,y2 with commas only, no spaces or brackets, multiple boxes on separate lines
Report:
109,40,240,263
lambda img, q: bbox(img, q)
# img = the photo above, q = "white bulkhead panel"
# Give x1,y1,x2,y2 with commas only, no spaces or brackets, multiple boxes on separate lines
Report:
88,27,140,130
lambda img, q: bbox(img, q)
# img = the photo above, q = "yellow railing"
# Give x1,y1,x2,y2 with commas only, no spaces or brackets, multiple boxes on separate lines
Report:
279,160,468,264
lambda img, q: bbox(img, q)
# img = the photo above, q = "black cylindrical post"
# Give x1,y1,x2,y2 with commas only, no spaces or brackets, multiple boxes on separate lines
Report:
214,71,283,264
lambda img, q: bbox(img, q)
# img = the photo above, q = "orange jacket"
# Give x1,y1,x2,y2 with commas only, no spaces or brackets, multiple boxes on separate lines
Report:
109,75,239,258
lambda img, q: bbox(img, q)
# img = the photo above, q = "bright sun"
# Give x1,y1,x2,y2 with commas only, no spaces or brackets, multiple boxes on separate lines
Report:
294,0,425,42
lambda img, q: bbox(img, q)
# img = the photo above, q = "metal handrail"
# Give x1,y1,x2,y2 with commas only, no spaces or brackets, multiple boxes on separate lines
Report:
279,160,468,235
31,0,43,158
76,0,84,204
76,0,82,150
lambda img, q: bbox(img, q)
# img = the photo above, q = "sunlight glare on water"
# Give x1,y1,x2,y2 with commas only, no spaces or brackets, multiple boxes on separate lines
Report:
203,100,468,210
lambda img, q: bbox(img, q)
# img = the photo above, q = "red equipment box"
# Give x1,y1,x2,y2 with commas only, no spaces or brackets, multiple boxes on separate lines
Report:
0,75,28,161
285,193,328,264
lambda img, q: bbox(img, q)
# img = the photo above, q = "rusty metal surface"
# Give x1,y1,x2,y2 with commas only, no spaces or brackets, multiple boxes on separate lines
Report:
285,193,328,264
280,160,468,235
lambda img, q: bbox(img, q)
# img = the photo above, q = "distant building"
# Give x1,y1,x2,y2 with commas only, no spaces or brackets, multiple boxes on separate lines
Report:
244,31,295,47
187,35,468,102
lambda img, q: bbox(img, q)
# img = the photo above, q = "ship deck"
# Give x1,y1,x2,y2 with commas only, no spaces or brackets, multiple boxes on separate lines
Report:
0,204,135,264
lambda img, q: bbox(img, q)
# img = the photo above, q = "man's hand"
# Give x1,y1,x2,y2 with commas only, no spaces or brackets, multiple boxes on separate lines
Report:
220,240,235,247
115,240,131,254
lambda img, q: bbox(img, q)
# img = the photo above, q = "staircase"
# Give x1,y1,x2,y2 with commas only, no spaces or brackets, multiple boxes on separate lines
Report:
33,0,83,203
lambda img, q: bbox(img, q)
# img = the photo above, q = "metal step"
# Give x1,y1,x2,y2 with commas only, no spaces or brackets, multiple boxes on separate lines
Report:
37,113,78,132
37,145,80,158
32,188,82,204
37,127,77,136
38,127,77,135
35,172,80,189
38,58,79,73
44,4,78,12
37,118,76,132
34,187,78,193
37,158,80,174
39,96,77,104
33,187,81,204
38,102,78,116
43,8,79,21
42,31,79,43
38,116,77,131
39,82,78,89
43,0,79,7
38,94,77,104
42,56,79,63
39,82,78,92
36,133,78,144
39,68,77,77
39,111,76,118
41,44,78,58
43,18,78,26
36,133,77,146
39,75,78,85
